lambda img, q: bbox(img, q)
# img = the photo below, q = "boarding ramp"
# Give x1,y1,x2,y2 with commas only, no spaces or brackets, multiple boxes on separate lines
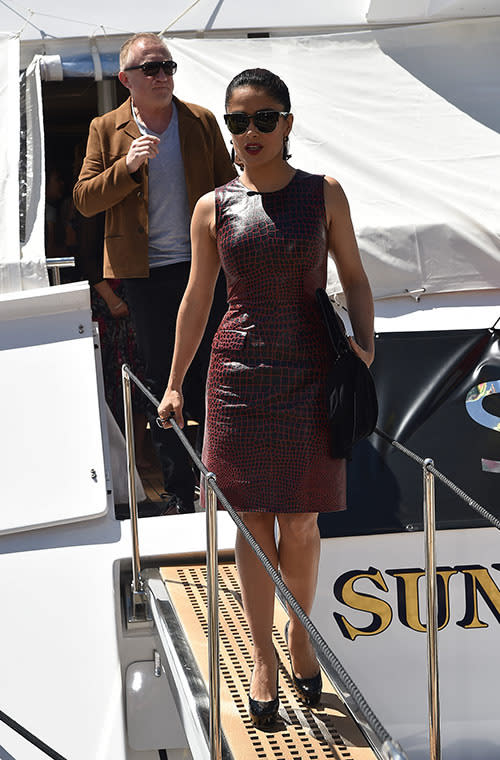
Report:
121,366,407,760
2,357,496,759
143,557,381,760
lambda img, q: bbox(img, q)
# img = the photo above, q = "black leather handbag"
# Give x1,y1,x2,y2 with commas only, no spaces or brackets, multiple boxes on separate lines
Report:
316,288,378,459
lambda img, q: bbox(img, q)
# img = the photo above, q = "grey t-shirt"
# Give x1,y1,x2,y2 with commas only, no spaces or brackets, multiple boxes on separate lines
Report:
134,101,191,268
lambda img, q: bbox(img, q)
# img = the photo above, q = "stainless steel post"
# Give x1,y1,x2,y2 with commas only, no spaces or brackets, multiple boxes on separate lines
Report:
205,473,221,760
423,458,441,760
46,257,75,286
122,364,144,602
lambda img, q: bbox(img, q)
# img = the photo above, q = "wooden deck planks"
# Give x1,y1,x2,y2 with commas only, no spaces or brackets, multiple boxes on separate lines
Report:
160,561,377,760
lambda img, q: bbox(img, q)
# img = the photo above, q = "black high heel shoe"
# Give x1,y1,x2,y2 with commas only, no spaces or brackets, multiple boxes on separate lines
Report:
248,655,279,727
285,621,322,707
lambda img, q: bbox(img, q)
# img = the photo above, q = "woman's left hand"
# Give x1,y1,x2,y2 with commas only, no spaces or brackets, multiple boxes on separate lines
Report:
348,336,374,368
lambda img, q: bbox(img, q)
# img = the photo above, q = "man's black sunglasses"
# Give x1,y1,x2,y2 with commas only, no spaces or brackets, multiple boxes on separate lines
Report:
124,60,177,77
224,110,290,135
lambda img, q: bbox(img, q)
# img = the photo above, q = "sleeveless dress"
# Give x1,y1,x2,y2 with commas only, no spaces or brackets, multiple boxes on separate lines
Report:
202,170,346,513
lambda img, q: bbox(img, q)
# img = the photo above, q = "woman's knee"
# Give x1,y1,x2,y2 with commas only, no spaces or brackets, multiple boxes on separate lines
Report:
237,512,276,541
277,513,319,546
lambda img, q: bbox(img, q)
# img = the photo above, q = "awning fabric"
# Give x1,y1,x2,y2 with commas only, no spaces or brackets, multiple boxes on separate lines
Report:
1,0,498,42
165,23,500,299
0,36,48,294
3,17,500,298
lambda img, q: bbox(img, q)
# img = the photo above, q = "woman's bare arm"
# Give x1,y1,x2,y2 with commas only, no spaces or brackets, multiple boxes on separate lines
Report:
324,176,374,367
157,191,221,427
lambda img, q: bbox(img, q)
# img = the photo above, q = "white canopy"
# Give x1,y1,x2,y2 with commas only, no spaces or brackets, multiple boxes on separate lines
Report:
0,35,48,292
0,36,20,291
0,0,499,42
1,14,500,298
167,21,500,299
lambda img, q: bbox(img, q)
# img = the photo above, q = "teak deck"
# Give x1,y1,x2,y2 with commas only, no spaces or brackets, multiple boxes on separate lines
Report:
160,561,377,760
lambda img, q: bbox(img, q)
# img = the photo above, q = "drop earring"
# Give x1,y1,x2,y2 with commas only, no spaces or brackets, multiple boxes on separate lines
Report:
283,136,291,160
230,140,244,170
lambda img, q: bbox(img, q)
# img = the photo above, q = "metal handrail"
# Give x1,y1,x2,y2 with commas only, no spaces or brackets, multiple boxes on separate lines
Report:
423,459,441,760
374,427,500,531
46,256,75,286
373,425,500,760
120,364,497,760
0,709,67,760
205,474,221,760
121,365,223,758
45,257,75,268
121,365,147,620
120,364,407,760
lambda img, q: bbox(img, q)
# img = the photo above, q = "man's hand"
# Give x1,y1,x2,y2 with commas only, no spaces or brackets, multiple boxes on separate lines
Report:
126,135,160,173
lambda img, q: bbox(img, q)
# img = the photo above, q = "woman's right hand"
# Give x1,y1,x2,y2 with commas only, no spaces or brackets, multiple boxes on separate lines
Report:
157,389,184,429
94,280,130,319
108,298,129,319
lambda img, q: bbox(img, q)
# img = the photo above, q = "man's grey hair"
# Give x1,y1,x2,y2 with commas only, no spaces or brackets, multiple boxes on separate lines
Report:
119,33,171,71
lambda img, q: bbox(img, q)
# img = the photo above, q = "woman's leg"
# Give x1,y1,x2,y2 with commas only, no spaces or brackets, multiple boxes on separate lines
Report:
277,513,321,679
235,512,278,701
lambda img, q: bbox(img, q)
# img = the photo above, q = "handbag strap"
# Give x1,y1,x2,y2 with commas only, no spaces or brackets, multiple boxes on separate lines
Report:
316,288,350,360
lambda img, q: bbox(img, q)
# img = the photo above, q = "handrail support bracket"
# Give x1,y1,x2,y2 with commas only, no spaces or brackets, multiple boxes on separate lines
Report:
125,580,153,628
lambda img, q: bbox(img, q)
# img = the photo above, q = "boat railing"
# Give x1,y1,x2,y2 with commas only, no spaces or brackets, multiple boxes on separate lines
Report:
0,708,67,760
121,363,408,760
373,426,500,760
46,256,75,285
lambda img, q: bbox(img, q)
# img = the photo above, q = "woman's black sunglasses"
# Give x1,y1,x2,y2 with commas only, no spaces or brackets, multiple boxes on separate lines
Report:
224,110,290,135
124,60,177,77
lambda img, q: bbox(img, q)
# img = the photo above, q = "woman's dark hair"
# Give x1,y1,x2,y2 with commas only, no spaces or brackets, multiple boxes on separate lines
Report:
225,68,291,111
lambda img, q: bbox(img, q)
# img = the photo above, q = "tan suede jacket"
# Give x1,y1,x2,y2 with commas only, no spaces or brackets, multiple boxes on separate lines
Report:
73,96,236,278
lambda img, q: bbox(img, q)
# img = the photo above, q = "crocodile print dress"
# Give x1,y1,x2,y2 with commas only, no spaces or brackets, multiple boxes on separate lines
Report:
202,170,346,513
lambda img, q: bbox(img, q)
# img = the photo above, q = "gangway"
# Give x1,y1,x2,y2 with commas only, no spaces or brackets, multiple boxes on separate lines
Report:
143,556,381,760
122,365,407,760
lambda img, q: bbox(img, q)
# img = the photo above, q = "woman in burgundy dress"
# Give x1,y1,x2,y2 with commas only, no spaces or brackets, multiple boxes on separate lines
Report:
158,69,374,725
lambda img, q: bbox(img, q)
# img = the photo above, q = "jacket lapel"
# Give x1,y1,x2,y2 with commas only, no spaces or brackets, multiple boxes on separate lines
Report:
115,97,141,140
176,97,199,167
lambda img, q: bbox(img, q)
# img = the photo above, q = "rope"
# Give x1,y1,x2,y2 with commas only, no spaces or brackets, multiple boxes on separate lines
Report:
159,0,203,35
0,709,67,760
0,0,48,37
373,427,500,530
124,367,394,750
127,365,498,756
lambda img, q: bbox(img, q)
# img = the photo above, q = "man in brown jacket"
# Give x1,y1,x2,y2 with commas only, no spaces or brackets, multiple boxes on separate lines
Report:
74,32,236,514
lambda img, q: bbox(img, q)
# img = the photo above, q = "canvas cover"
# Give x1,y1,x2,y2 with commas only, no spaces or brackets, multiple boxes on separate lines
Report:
0,35,47,293
166,24,500,300
0,0,498,41
0,35,22,292
1,16,500,298
19,54,49,289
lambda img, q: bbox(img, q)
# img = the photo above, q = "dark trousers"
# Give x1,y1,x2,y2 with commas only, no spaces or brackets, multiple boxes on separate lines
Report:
124,262,227,511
